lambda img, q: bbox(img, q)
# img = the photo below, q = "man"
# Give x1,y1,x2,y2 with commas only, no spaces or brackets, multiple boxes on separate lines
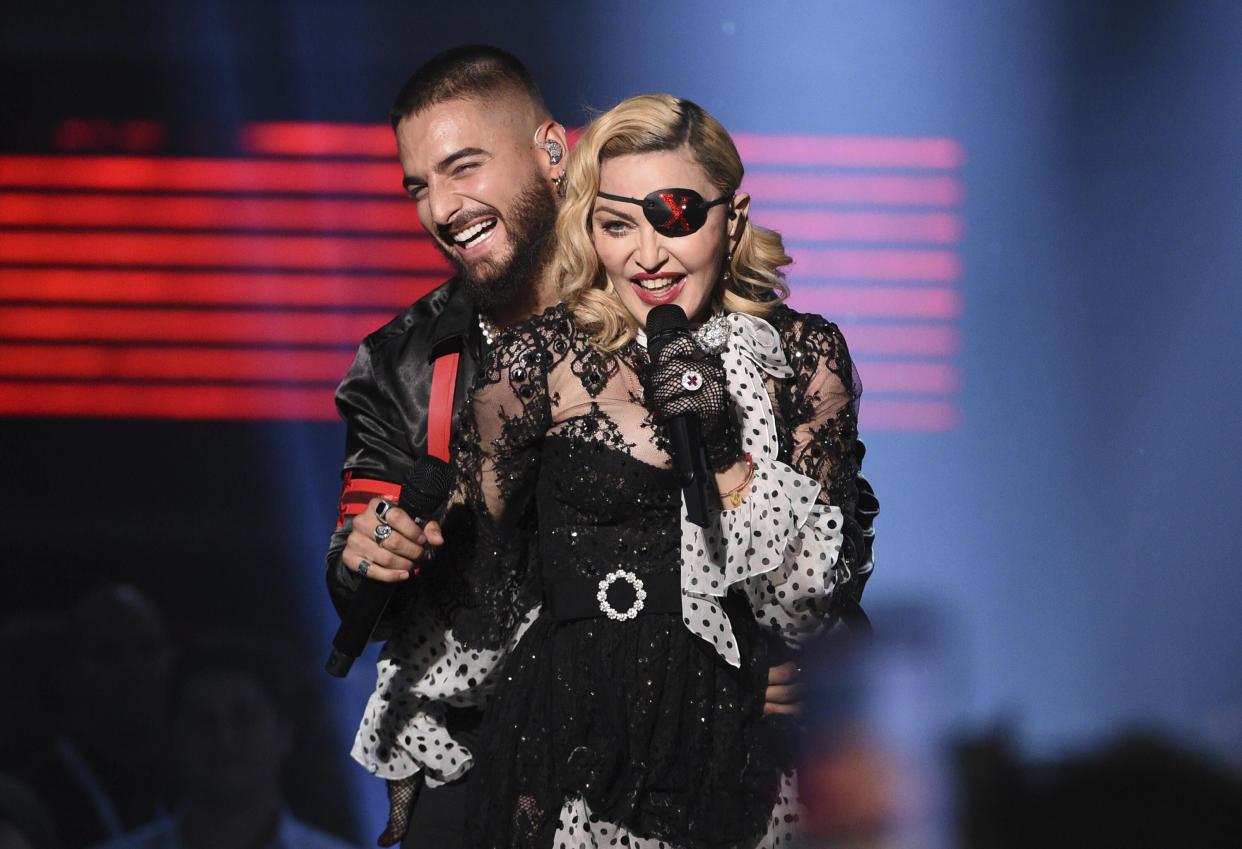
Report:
16,585,175,849
91,638,362,849
325,44,566,606
325,45,873,848
323,45,570,849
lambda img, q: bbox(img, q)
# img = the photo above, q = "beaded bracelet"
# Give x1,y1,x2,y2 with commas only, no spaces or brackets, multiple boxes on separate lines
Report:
722,453,755,508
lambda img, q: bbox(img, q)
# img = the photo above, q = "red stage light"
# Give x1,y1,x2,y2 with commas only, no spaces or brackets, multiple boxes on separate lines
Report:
0,123,967,429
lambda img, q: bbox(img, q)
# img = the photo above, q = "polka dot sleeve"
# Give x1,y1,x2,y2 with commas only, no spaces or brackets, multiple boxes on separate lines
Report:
350,598,540,786
677,313,853,664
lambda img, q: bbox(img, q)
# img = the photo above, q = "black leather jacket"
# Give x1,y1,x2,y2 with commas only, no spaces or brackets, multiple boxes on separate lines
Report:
324,277,479,627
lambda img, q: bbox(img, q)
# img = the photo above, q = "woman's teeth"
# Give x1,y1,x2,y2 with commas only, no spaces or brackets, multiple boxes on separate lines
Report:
637,276,682,291
453,219,496,248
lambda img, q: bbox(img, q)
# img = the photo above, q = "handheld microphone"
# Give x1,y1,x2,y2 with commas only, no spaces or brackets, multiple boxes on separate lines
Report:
646,304,713,527
325,454,453,677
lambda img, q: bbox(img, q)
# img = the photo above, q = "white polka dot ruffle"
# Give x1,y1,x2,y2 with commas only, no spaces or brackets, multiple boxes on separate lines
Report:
351,600,540,786
549,770,801,848
678,313,846,667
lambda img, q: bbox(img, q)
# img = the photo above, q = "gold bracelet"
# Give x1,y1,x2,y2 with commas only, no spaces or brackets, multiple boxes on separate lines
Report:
723,453,755,508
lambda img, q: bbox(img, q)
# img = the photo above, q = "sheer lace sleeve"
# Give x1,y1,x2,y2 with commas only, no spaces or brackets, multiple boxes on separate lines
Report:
451,307,570,650
738,311,862,639
678,310,863,663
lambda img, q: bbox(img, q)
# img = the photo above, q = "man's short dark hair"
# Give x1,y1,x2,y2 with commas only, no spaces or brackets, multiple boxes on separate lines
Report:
390,44,547,129
170,635,294,720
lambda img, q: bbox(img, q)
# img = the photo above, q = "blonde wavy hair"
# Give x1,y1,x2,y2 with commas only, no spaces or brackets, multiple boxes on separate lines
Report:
554,94,791,351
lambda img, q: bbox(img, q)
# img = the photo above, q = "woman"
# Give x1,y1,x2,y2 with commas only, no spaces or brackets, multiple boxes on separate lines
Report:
449,94,867,849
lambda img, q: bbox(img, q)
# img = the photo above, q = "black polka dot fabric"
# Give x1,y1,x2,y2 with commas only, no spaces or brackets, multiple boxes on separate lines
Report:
549,771,801,848
678,314,847,666
351,598,540,785
353,309,858,848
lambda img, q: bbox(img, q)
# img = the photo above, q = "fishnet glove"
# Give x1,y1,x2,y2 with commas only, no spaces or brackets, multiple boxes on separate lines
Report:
645,331,743,471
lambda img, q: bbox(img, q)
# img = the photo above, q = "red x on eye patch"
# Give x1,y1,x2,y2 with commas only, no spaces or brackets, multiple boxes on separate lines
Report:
597,188,731,237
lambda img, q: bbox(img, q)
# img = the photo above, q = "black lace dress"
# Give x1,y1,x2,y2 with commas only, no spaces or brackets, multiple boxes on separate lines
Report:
450,303,862,849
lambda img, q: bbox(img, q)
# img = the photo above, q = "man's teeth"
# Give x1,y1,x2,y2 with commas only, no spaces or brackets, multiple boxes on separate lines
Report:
453,220,496,248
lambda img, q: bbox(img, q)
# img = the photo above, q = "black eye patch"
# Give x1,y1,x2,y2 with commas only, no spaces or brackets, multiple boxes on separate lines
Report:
596,188,731,237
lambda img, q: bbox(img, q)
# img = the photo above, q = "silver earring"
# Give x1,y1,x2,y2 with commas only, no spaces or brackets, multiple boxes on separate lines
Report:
534,125,565,165
722,250,733,283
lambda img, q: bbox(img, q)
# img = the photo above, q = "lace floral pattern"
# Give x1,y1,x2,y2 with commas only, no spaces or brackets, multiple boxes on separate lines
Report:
441,303,862,849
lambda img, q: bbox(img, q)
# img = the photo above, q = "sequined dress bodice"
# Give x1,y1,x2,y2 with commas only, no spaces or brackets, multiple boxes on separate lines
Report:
449,303,862,849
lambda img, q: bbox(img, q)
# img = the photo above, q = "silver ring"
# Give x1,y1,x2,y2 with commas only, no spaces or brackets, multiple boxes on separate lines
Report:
681,369,703,392
374,523,392,546
375,500,392,521
358,559,371,577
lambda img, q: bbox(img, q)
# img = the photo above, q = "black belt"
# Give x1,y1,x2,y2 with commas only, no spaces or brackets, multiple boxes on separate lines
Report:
545,568,681,622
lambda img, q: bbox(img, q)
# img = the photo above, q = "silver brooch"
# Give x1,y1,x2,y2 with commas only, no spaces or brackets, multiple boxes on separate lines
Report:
596,570,647,620
693,312,729,354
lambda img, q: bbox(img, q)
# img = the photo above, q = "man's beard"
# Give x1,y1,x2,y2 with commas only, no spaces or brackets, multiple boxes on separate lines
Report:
438,177,558,316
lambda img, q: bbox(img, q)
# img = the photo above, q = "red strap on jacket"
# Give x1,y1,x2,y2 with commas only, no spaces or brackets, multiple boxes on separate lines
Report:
336,473,402,526
335,349,460,526
426,350,459,462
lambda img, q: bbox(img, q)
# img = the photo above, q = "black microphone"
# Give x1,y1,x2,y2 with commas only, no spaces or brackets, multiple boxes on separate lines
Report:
325,454,453,677
646,304,713,527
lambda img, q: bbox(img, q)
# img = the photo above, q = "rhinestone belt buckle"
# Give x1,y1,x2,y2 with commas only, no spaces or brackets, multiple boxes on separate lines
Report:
596,570,647,621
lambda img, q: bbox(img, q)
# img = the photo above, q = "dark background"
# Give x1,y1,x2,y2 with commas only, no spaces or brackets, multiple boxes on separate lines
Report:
3,1,1241,844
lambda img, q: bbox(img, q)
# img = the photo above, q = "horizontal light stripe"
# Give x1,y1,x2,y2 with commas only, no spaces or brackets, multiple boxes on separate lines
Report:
0,343,354,383
0,193,963,245
732,133,964,169
0,382,963,430
788,247,961,281
4,347,956,394
238,121,965,169
0,268,443,308
53,119,168,153
855,361,960,394
0,191,425,233
741,173,963,206
1,156,964,206
0,155,402,194
0,305,396,345
859,399,959,432
239,122,395,158
754,208,963,243
786,285,963,319
836,323,962,356
0,230,448,271
0,381,339,420
1,308,961,356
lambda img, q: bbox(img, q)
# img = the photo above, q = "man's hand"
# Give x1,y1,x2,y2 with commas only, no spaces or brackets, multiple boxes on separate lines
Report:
342,497,444,582
763,660,804,716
